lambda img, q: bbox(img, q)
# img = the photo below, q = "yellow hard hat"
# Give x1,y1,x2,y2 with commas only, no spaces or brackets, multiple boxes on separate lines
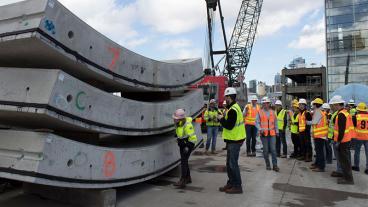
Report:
292,99,298,105
313,98,324,105
357,102,368,112
292,103,299,108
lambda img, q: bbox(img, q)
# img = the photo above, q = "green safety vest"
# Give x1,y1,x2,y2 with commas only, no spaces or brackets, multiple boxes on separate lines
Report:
290,112,299,134
350,108,357,116
328,111,338,139
204,109,220,126
222,103,246,141
277,109,286,130
176,117,197,143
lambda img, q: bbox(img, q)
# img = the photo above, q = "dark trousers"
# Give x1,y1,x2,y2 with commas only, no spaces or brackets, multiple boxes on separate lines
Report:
300,131,312,158
276,131,287,156
226,142,242,188
314,138,326,170
325,139,333,163
338,142,354,181
291,133,301,156
246,125,257,153
179,143,194,178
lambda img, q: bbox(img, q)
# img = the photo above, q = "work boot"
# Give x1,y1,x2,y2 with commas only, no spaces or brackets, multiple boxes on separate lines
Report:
330,171,343,177
273,166,280,172
251,152,256,157
304,155,312,162
337,178,354,185
246,152,251,157
186,176,192,184
225,187,243,194
281,154,287,158
312,168,325,172
297,156,305,161
266,166,271,170
219,184,232,192
310,164,317,169
204,150,210,156
173,178,186,188
365,169,368,175
352,166,360,171
211,150,217,155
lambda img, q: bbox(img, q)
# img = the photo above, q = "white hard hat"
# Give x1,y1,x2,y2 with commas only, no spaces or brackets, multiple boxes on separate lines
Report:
172,109,186,120
209,99,216,104
250,95,258,101
329,95,345,105
275,100,282,105
348,99,355,105
224,87,237,96
223,100,227,105
299,98,307,105
261,97,271,103
322,103,330,110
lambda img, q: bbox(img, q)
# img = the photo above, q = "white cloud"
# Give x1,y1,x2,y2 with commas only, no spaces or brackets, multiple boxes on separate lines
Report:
288,18,326,53
135,0,206,34
176,48,202,59
159,39,192,50
125,37,149,49
258,0,323,37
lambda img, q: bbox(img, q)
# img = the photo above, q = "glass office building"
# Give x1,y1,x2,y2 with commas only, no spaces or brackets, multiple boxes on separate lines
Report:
326,0,368,97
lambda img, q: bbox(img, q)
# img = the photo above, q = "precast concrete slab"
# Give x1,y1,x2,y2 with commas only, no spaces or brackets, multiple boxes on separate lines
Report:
0,126,203,189
0,68,204,136
0,0,204,92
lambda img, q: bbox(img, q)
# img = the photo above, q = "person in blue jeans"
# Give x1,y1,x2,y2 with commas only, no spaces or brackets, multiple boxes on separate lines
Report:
204,99,220,154
256,97,279,172
351,102,368,175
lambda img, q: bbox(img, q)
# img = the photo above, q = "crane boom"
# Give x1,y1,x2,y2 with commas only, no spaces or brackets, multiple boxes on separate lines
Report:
225,0,263,86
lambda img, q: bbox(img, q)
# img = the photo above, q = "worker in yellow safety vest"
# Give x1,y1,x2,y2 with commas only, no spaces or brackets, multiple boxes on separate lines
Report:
243,95,260,157
275,100,287,158
310,98,328,172
351,102,368,175
298,98,313,162
204,99,221,154
289,103,300,158
322,103,333,164
256,97,279,172
348,99,357,116
172,109,197,189
217,87,245,194
329,95,355,185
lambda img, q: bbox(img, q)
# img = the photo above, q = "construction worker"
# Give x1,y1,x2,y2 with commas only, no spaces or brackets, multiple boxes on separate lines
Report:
256,97,279,172
275,100,287,158
329,95,354,184
204,99,220,154
172,109,197,189
289,102,300,158
348,99,357,116
322,103,333,164
298,98,313,162
243,95,260,157
328,99,343,178
352,102,368,175
218,87,246,194
310,98,328,172
221,100,228,151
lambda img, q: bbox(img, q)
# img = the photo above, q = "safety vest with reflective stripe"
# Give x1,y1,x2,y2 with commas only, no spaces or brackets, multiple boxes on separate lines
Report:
333,110,355,143
299,111,306,132
223,103,246,141
328,111,338,139
356,113,368,141
276,109,286,130
290,112,299,134
204,109,220,126
312,110,328,139
176,117,197,143
259,110,276,137
244,104,260,126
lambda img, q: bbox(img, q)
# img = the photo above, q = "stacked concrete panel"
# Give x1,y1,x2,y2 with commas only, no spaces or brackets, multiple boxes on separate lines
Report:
0,0,204,188
0,0,204,92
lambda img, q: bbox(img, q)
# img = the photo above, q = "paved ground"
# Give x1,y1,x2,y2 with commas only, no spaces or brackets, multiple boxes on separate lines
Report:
0,134,367,207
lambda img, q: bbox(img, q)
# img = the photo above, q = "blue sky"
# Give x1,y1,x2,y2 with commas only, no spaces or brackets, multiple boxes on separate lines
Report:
2,0,327,85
